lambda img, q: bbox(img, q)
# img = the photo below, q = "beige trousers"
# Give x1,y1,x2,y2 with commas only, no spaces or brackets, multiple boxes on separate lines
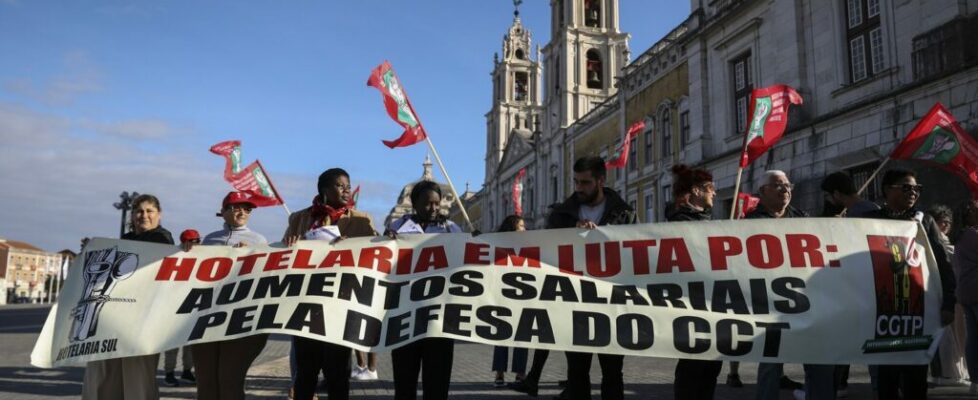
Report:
81,354,160,400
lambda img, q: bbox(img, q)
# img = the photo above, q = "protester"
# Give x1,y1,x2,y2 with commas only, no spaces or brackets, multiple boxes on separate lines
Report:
821,171,879,217
748,171,833,400
160,229,201,388
353,350,379,381
665,164,723,400
184,192,269,400
387,180,463,400
864,168,956,399
547,156,635,400
491,215,529,388
927,204,967,385
284,169,378,400
953,199,978,394
725,362,743,388
82,194,173,400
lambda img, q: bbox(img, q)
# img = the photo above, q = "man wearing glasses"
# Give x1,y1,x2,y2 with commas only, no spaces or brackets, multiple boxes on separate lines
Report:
191,191,270,400
863,168,955,400
746,171,835,400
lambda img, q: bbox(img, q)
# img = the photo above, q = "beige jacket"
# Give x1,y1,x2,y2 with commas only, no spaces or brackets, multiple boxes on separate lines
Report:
282,206,377,241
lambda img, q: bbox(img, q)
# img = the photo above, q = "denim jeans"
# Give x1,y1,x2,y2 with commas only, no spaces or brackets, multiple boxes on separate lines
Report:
491,346,528,374
963,302,978,381
755,363,835,400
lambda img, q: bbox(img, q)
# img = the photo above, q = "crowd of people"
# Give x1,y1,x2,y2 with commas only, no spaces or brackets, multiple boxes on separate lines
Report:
77,156,978,400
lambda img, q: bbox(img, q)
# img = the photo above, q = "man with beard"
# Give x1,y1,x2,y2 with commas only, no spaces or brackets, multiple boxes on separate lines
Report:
747,171,833,400
863,168,955,400
546,156,636,400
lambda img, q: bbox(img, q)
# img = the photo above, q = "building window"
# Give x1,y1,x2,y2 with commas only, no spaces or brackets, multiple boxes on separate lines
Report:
644,193,655,223
629,199,637,215
661,184,672,218
660,109,672,158
911,14,978,81
586,49,603,89
731,52,752,135
514,72,528,101
584,0,601,28
679,111,690,149
552,176,559,203
628,136,638,171
845,0,884,83
643,127,653,166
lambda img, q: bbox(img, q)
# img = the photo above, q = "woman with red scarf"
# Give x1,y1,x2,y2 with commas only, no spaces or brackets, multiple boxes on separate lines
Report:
283,168,377,400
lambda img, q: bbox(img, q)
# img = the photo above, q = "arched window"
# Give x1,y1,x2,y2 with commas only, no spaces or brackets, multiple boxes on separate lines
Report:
515,48,525,60
584,0,601,28
515,72,528,101
659,104,672,158
586,49,603,89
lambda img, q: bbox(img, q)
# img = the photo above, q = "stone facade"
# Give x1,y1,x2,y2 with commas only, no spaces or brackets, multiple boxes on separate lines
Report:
383,155,458,230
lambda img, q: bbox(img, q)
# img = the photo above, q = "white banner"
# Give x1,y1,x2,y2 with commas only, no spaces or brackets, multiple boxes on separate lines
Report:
32,218,944,368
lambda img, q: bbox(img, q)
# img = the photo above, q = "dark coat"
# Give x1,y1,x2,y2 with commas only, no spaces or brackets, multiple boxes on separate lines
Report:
745,204,809,219
665,204,712,222
122,226,174,245
546,187,636,229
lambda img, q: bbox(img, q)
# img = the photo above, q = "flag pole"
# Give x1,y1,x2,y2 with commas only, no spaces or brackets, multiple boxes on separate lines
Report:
424,137,476,232
255,160,292,216
729,167,745,220
856,157,891,196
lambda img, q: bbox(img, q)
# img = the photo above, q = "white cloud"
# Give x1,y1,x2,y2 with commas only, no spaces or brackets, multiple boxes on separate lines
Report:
3,50,102,106
77,118,177,140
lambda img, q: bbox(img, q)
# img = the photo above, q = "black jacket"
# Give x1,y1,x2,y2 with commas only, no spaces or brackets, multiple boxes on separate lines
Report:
745,204,808,219
123,226,175,245
665,204,712,222
864,207,956,312
546,187,637,229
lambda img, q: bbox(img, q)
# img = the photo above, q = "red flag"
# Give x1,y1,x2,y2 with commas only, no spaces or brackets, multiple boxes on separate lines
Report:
346,185,361,208
890,103,978,192
739,84,803,168
209,141,284,207
735,192,760,219
512,168,526,216
367,61,428,148
605,120,646,169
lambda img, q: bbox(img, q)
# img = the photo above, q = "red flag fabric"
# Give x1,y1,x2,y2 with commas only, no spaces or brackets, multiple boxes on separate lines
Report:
739,84,803,168
346,185,361,208
209,141,284,207
605,120,646,169
512,168,526,216
890,102,978,192
735,192,760,219
367,61,428,148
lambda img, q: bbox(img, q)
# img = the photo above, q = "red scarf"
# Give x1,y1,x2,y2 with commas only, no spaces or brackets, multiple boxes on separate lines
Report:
310,196,348,229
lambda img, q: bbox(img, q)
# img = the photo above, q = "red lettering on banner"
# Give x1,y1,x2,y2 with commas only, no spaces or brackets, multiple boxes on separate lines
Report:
494,247,541,267
785,234,825,267
623,240,656,275
586,242,621,277
708,236,742,270
558,244,582,276
464,243,491,265
236,253,267,275
156,257,196,281
319,250,354,268
415,246,448,273
658,239,694,273
359,246,393,273
292,249,316,269
264,250,292,271
197,257,232,281
395,249,413,274
746,234,784,269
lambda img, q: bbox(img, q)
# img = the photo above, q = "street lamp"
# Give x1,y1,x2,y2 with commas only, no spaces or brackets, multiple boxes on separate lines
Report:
112,191,139,237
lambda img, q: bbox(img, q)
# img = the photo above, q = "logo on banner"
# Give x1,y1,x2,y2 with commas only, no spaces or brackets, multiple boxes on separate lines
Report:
863,236,931,353
912,126,960,164
69,247,139,342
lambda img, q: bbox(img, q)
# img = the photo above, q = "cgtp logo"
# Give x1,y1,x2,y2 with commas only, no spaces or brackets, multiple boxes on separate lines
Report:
863,235,931,353
69,247,139,342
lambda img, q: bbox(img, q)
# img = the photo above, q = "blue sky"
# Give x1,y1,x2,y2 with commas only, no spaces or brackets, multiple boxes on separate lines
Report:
0,0,690,252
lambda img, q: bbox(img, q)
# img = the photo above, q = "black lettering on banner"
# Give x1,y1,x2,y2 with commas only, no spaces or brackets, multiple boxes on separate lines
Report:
475,306,513,340
410,277,445,301
344,310,381,346
177,288,214,314
646,284,685,308
413,305,441,336
217,279,253,305
514,308,555,344
188,312,226,340
254,275,304,299
285,303,325,335
756,322,790,357
572,311,611,346
712,280,750,314
385,311,411,346
227,306,258,335
443,304,472,336
772,277,810,313
378,280,408,309
501,273,537,300
580,281,609,304
673,316,710,354
540,275,579,302
611,285,650,305
716,319,753,356
449,271,484,296
616,314,654,350
750,279,770,314
257,304,283,329
307,273,337,297
338,274,375,306
688,281,708,310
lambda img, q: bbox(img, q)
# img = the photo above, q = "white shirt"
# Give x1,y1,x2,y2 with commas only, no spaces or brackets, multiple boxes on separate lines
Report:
579,200,606,224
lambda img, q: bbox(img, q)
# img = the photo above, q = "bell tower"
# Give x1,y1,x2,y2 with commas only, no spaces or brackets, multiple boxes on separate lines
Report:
485,1,543,182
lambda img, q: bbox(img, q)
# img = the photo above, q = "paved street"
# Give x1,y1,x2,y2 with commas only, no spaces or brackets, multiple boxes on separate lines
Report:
1,304,973,399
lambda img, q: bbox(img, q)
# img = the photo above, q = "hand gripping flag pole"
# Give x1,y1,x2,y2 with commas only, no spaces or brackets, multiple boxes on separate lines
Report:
367,61,475,232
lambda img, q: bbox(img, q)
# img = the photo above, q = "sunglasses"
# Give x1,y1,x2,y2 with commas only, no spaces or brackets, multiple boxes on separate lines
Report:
888,184,923,193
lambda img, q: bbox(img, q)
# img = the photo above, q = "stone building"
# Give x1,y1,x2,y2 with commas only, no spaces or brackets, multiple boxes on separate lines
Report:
0,238,63,304
383,155,458,230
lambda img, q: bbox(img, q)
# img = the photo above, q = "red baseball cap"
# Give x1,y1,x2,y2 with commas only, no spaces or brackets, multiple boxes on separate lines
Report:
221,191,257,210
180,229,201,243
